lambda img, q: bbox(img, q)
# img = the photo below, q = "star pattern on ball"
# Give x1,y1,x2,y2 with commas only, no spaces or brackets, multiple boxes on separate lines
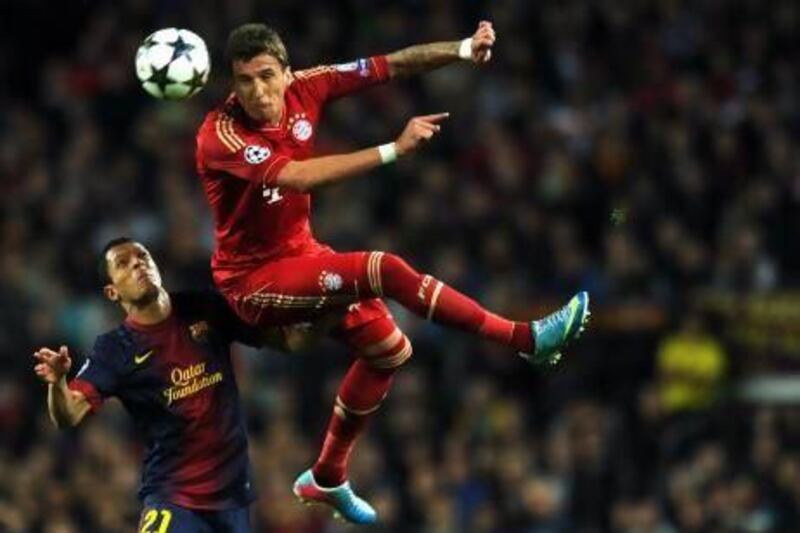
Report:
169,35,196,62
186,67,207,95
140,35,158,51
147,62,172,95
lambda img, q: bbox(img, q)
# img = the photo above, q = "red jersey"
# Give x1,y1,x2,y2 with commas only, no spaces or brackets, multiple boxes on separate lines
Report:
196,56,390,285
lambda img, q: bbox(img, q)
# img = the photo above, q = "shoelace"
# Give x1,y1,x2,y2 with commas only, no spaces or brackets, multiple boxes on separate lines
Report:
538,301,573,332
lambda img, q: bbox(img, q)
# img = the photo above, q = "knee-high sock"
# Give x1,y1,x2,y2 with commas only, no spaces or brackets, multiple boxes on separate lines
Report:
312,359,396,487
313,317,412,486
364,252,533,352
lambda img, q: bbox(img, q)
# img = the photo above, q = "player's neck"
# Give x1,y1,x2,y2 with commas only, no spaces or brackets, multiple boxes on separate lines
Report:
126,290,172,326
256,108,282,128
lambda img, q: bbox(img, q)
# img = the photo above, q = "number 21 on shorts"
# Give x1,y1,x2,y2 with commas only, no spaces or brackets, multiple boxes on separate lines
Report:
139,508,172,533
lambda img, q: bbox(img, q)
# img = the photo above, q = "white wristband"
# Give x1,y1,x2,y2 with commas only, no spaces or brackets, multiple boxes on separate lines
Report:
458,38,473,60
378,143,397,164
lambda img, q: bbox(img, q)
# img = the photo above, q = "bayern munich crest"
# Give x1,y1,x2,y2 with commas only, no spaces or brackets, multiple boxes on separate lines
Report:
292,119,313,142
319,271,343,292
244,144,271,164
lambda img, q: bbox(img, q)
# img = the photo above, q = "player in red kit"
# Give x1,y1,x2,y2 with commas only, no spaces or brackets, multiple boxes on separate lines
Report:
196,22,590,523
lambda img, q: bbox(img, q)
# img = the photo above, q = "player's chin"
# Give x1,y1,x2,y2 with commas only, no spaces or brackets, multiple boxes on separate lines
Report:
246,103,271,122
133,284,160,306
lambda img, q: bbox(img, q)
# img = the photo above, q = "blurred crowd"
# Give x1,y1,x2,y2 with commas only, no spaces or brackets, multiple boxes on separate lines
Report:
1,0,800,531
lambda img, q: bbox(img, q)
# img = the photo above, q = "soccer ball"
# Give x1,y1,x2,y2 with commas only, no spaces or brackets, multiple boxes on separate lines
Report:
135,28,210,100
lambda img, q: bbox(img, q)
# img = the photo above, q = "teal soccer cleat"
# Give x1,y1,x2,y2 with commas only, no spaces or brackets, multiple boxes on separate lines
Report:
520,291,590,366
293,469,377,524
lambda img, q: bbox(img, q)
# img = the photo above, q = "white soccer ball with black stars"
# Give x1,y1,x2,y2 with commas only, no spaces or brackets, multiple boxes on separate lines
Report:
135,28,210,100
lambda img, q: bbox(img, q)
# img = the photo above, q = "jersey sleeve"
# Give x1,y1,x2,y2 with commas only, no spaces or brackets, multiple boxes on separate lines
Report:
68,336,120,413
197,114,291,186
294,55,390,103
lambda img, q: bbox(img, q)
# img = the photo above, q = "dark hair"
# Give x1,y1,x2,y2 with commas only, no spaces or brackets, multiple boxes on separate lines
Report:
98,236,135,285
226,23,289,68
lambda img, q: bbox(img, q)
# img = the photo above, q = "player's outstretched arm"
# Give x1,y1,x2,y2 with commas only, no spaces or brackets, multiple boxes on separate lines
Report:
276,113,449,192
386,20,495,78
33,346,91,428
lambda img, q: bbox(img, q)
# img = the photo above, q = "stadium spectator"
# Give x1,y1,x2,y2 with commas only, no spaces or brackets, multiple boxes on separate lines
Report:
3,1,800,530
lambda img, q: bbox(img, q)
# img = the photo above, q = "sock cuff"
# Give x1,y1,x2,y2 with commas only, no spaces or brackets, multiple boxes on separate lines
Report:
479,311,515,345
308,470,350,492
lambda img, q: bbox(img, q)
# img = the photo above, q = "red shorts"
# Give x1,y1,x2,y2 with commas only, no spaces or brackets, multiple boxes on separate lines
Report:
217,250,389,332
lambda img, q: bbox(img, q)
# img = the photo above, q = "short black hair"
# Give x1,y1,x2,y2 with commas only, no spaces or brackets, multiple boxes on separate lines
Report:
226,23,289,67
98,236,135,285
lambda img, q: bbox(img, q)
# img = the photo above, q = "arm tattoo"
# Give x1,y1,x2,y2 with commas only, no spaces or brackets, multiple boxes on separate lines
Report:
386,41,461,78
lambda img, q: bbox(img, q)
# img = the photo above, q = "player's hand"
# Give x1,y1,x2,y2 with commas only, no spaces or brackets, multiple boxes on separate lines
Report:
33,346,72,384
262,309,347,353
280,309,347,352
470,20,495,64
395,113,450,156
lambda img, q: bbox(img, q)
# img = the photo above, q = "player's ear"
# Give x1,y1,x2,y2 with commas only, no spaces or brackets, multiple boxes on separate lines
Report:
284,66,292,83
104,284,119,302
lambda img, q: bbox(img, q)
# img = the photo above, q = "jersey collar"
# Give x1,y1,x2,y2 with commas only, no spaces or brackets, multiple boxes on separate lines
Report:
124,310,176,333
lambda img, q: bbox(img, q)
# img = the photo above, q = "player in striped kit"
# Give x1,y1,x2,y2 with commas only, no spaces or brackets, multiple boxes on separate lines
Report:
195,22,590,523
33,238,331,532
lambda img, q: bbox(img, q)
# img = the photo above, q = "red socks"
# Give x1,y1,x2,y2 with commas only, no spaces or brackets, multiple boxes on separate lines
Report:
312,252,538,488
377,253,533,352
312,360,396,487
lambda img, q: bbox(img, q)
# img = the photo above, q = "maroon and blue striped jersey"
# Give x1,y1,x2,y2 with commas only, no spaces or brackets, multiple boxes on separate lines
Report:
69,290,261,510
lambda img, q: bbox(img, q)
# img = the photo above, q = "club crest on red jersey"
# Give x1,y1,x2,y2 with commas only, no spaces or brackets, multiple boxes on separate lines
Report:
318,270,344,292
292,119,313,141
244,145,271,164
289,113,313,142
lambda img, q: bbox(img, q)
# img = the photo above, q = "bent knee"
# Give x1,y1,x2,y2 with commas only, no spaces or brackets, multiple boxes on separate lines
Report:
359,327,413,369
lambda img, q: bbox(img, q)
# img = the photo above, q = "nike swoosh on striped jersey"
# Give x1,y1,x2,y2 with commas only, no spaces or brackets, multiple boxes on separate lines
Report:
134,350,154,365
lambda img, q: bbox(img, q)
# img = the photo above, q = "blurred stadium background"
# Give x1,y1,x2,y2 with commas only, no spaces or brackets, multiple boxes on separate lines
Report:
2,0,800,531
